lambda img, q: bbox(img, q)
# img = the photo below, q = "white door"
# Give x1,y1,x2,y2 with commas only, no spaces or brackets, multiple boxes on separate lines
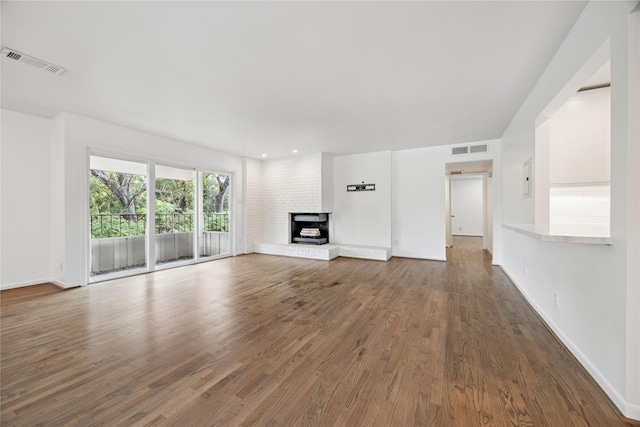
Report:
450,175,484,237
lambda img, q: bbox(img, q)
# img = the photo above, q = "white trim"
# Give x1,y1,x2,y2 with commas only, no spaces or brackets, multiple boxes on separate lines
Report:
625,403,640,423
89,267,150,284
1,278,54,291
338,244,391,261
254,243,339,261
227,170,236,257
88,146,235,179
154,258,195,271
194,170,203,262
1,277,70,290
147,159,156,272
241,158,248,255
626,6,640,423
49,279,68,289
391,251,447,262
198,253,233,263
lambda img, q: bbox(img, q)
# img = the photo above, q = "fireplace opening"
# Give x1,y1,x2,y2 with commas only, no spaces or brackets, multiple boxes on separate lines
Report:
290,213,330,245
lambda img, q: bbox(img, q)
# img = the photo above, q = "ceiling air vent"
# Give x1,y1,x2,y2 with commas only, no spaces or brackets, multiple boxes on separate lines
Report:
450,170,464,175
470,144,488,153
452,146,469,155
1,47,66,76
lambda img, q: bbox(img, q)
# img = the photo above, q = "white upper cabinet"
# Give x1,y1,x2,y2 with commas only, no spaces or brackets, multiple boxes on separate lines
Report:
548,87,610,184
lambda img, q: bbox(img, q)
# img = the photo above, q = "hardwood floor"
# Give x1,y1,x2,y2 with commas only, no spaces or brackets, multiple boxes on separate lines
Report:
451,235,483,249
1,248,630,426
0,283,62,308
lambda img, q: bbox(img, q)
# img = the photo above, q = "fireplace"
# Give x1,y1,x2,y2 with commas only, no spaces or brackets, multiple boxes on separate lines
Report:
290,213,330,245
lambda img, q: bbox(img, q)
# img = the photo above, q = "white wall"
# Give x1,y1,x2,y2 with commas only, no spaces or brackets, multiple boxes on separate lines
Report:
501,227,627,404
392,140,500,262
243,157,263,253
321,153,334,214
627,5,640,417
50,113,66,285
332,151,391,247
499,1,639,419
1,109,52,289
450,175,484,236
486,168,494,252
393,146,447,260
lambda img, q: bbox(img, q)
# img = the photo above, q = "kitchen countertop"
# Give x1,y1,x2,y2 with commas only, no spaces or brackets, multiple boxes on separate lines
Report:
502,223,612,245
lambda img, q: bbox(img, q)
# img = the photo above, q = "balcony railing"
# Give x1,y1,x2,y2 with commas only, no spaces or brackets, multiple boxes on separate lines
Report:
90,213,230,275
90,213,229,239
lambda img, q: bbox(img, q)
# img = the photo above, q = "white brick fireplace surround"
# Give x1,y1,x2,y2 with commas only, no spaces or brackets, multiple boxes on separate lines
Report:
253,242,391,261
252,151,392,261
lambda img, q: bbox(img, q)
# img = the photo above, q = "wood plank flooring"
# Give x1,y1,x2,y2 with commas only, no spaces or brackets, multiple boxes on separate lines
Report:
1,246,630,426
451,235,483,249
0,283,62,308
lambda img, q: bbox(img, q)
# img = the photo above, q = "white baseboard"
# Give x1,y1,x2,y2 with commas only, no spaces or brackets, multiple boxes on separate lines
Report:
625,402,640,423
254,243,393,262
254,243,340,261
49,279,69,289
486,248,500,266
1,278,51,291
1,277,69,291
391,250,447,261
338,244,391,261
500,265,634,421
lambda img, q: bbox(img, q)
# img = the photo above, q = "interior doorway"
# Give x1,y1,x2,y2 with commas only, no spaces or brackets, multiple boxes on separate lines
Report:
451,174,484,236
445,160,494,255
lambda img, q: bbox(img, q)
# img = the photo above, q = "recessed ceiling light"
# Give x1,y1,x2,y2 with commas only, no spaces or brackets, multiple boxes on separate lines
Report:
293,150,298,153
262,154,267,158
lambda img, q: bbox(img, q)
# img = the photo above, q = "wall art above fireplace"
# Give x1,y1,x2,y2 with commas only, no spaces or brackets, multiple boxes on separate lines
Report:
347,182,375,192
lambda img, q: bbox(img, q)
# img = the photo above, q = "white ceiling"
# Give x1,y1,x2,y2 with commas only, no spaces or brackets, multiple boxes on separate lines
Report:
1,1,587,159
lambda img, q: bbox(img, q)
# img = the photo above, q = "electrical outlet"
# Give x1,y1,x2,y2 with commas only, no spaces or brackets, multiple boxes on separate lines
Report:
59,262,63,271
554,293,559,308
523,266,527,276
393,239,399,245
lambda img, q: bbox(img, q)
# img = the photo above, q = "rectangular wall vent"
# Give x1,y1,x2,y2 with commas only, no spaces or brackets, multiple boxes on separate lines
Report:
1,47,66,75
470,144,488,153
452,144,489,155
452,146,469,155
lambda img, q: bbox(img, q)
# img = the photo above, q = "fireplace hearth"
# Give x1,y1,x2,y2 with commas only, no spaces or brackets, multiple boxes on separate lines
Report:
290,213,330,245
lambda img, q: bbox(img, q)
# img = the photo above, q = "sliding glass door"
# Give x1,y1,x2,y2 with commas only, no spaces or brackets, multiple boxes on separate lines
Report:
89,156,232,282
200,172,231,259
155,165,195,267
89,156,147,277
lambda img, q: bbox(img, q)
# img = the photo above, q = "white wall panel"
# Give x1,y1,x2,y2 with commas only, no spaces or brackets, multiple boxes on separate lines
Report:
333,151,391,247
1,109,52,289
